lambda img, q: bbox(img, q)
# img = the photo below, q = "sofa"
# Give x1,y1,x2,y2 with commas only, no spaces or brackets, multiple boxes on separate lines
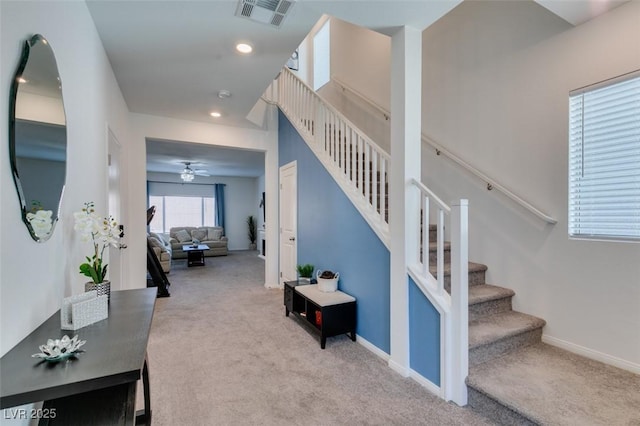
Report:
169,226,228,259
147,232,172,273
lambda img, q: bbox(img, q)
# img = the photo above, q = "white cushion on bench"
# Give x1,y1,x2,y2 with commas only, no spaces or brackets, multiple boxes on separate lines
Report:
295,285,355,307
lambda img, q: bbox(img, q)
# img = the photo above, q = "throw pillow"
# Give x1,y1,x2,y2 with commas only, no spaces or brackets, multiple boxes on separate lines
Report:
149,232,163,243
208,228,223,240
191,229,207,241
175,229,191,243
148,237,164,249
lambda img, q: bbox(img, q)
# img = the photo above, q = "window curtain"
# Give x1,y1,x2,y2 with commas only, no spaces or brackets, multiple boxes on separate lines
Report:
146,180,150,231
214,183,226,233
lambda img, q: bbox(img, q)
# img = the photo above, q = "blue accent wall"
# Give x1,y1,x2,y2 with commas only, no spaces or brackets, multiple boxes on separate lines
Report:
409,276,440,385
279,111,390,353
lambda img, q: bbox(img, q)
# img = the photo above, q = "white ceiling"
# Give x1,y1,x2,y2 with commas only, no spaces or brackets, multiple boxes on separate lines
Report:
146,138,265,177
86,0,626,177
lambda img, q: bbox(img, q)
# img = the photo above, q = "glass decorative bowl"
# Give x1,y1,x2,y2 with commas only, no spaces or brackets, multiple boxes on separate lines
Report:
32,335,86,362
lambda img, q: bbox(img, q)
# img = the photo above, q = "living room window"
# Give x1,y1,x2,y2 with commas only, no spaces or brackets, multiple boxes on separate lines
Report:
568,70,640,241
148,196,215,234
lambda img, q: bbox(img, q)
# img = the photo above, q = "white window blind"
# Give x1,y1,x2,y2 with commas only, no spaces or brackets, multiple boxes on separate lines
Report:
568,71,640,241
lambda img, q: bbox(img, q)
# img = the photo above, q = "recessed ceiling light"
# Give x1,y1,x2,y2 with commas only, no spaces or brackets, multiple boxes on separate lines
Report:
210,111,222,118
17,77,28,84
236,43,253,54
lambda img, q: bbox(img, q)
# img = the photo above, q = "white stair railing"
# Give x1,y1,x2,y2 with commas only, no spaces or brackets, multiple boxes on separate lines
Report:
278,68,390,243
408,179,468,406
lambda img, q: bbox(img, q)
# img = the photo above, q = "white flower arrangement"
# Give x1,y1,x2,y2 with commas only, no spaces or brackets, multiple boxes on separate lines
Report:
73,201,122,284
32,335,86,362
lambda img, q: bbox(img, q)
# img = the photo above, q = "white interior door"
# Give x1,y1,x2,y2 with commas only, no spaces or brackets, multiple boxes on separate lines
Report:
279,161,297,284
108,128,123,289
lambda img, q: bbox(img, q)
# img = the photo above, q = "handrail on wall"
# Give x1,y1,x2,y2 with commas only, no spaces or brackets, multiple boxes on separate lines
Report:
331,77,557,225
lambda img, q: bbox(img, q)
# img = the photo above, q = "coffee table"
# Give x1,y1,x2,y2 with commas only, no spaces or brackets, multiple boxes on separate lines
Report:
182,244,210,267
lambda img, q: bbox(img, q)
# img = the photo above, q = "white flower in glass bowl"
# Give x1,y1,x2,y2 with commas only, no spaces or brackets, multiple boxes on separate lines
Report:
32,335,86,362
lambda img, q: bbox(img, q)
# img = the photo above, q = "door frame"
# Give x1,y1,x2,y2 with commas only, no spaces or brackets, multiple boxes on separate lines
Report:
107,125,124,290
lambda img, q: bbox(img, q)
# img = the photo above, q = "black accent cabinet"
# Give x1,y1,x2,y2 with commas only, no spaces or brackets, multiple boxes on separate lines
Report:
284,281,356,349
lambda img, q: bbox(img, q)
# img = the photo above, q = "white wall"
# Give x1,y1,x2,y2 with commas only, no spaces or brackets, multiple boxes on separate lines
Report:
420,1,640,368
330,18,391,112
322,0,640,369
1,1,132,357
147,172,260,250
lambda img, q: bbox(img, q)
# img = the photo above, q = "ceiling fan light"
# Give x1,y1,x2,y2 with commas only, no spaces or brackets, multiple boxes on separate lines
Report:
180,164,195,182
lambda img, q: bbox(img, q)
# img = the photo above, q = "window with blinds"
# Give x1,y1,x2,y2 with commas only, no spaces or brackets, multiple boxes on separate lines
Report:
568,71,640,241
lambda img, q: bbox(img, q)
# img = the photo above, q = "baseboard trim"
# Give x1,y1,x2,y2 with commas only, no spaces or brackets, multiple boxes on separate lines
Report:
264,282,281,289
408,369,441,398
356,335,442,398
388,359,410,377
356,334,390,361
542,335,640,374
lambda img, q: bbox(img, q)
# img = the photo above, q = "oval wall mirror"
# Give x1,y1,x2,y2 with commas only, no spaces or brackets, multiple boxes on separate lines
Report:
9,34,67,242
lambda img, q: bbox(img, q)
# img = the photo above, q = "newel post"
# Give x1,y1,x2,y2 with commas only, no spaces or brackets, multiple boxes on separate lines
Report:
450,199,469,405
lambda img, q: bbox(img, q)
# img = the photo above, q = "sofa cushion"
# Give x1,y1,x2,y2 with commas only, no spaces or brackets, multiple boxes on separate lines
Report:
208,228,223,241
191,229,207,241
148,236,164,249
175,229,191,243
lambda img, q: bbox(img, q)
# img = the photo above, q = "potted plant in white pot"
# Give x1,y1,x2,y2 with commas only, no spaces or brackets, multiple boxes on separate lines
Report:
73,201,124,300
296,264,314,284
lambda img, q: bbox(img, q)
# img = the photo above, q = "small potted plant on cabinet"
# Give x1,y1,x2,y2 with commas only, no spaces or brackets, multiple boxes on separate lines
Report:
296,264,314,284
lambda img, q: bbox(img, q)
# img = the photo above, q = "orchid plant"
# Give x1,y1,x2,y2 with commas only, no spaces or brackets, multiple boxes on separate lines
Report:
73,201,122,284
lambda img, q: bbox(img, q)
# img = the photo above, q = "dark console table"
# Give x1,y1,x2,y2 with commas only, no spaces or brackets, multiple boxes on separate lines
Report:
0,288,156,425
284,281,356,349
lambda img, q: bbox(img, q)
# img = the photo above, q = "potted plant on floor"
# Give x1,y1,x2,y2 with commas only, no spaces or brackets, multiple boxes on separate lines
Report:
247,215,257,250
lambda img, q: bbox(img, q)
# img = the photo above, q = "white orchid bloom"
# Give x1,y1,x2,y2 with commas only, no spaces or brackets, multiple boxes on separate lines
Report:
74,202,124,283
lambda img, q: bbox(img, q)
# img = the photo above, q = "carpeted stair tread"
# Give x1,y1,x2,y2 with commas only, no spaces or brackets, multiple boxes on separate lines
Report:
467,343,640,425
428,241,451,252
469,284,514,306
430,261,487,277
469,311,545,349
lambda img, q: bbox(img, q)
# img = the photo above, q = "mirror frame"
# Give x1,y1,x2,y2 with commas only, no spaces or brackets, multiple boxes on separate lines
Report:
9,34,67,243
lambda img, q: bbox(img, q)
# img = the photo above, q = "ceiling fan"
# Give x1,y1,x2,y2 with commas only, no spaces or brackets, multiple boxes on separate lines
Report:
180,162,210,182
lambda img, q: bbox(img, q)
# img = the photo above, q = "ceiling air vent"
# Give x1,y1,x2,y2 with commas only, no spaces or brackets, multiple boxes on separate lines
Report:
235,0,295,29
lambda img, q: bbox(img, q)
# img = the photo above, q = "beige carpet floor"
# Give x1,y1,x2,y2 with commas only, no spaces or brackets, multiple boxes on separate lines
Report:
142,251,492,425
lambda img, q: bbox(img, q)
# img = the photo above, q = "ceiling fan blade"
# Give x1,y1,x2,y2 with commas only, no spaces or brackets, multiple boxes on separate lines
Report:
194,169,210,176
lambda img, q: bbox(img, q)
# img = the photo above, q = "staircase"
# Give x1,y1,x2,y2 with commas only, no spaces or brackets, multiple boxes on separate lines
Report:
431,225,640,425
273,69,640,424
